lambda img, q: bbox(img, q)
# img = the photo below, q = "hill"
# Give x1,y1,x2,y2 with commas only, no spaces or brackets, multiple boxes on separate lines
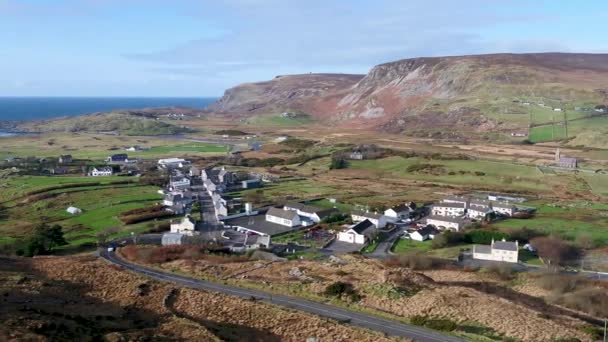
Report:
15,108,197,135
210,53,608,142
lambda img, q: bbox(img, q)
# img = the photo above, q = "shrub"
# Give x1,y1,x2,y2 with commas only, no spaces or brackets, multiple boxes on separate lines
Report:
463,230,509,245
474,171,486,176
279,138,316,150
323,281,360,302
424,319,457,332
580,325,603,340
385,254,449,270
410,315,427,326
483,263,516,280
535,273,585,294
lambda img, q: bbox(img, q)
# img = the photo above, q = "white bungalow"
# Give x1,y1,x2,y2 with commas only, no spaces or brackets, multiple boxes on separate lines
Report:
409,226,439,242
265,208,301,227
337,220,376,244
351,211,388,228
90,166,113,177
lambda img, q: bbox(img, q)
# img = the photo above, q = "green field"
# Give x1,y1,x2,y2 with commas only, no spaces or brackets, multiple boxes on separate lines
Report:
140,143,228,155
582,173,608,197
529,124,567,142
391,239,433,254
0,175,164,247
492,201,608,245
348,156,580,194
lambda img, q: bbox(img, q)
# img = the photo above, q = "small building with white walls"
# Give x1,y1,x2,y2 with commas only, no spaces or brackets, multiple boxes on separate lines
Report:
265,207,301,227
473,239,519,263
337,219,376,244
170,216,197,236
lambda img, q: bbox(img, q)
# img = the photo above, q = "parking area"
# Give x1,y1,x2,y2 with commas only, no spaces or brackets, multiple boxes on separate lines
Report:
321,240,362,254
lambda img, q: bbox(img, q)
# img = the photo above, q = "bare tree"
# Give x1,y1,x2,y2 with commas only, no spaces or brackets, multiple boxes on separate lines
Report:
531,236,582,268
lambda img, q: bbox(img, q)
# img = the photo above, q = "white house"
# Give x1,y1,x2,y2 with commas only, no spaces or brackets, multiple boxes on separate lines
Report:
163,193,192,207
425,216,464,231
409,226,439,242
283,202,337,223
553,108,562,112
66,206,82,215
431,202,466,217
337,219,376,244
162,233,188,246
467,200,494,220
169,177,191,191
384,203,415,220
351,211,388,228
158,158,189,169
90,166,113,177
473,239,519,263
265,207,301,227
170,216,197,236
492,202,517,216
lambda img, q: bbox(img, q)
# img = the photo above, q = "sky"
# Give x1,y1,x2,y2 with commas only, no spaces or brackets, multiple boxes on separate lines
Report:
1,0,607,97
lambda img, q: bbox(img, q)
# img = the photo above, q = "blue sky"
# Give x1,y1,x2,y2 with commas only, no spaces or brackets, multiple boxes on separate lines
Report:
1,0,607,97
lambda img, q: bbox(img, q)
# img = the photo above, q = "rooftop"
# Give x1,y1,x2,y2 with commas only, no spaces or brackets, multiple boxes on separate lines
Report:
349,219,375,234
433,202,466,209
352,210,384,219
493,240,518,251
266,207,299,221
426,215,464,224
223,212,300,236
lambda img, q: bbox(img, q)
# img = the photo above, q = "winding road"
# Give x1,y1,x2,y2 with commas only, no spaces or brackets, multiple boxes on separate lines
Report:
100,250,464,342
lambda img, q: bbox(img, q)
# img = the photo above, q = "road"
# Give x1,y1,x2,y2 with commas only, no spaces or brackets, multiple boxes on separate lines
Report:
100,250,464,342
197,190,220,231
366,226,405,259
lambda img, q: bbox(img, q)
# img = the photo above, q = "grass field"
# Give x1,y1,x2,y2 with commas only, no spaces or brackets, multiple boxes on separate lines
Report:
529,124,567,142
0,175,164,248
347,156,579,194
582,173,608,197
140,143,228,155
492,201,608,245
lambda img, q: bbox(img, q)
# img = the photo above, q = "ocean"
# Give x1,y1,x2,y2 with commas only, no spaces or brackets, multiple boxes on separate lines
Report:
0,97,218,122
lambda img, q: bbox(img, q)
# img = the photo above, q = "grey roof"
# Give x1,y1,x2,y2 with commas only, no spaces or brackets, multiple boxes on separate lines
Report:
388,203,412,213
474,245,492,254
469,200,491,208
491,201,516,209
559,157,577,163
426,215,464,224
94,166,113,172
350,219,375,234
223,212,299,236
493,240,518,251
433,202,466,209
417,225,440,236
352,210,383,219
443,195,470,203
266,207,299,221
284,202,334,217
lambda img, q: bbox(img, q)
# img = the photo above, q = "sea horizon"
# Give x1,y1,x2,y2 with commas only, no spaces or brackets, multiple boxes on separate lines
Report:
0,96,218,122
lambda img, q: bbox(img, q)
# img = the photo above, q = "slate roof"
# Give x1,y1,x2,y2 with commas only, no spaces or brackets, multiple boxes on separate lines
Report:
433,202,466,209
350,219,375,234
473,245,492,254
388,204,412,213
266,207,299,221
426,215,464,224
491,201,516,209
417,225,440,236
493,240,518,251
223,212,299,236
352,210,383,220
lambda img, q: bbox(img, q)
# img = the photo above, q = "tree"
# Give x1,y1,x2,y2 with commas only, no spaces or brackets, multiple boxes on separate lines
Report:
329,157,347,170
530,237,582,268
20,223,68,256
97,227,120,246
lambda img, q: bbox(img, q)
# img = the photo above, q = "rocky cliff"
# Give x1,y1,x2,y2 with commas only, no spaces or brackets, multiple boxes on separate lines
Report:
209,53,608,133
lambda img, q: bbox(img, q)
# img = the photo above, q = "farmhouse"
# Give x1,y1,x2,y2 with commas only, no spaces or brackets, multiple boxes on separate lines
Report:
170,216,197,236
409,226,439,242
425,215,464,231
351,210,388,228
473,239,519,263
58,155,73,164
107,154,128,163
90,166,113,177
337,219,376,244
431,202,466,217
283,202,338,223
384,202,415,220
266,207,301,227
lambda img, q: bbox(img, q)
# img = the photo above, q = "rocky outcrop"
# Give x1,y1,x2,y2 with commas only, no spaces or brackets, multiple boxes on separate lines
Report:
209,53,608,132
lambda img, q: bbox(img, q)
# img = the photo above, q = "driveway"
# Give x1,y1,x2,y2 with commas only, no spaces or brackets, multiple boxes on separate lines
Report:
321,240,362,254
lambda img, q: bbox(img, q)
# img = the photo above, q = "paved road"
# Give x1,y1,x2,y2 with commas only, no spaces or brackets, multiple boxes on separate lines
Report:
366,227,405,259
100,250,464,342
197,190,220,231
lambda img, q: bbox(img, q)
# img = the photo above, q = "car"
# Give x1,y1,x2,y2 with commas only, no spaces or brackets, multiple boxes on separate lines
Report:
107,247,115,252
